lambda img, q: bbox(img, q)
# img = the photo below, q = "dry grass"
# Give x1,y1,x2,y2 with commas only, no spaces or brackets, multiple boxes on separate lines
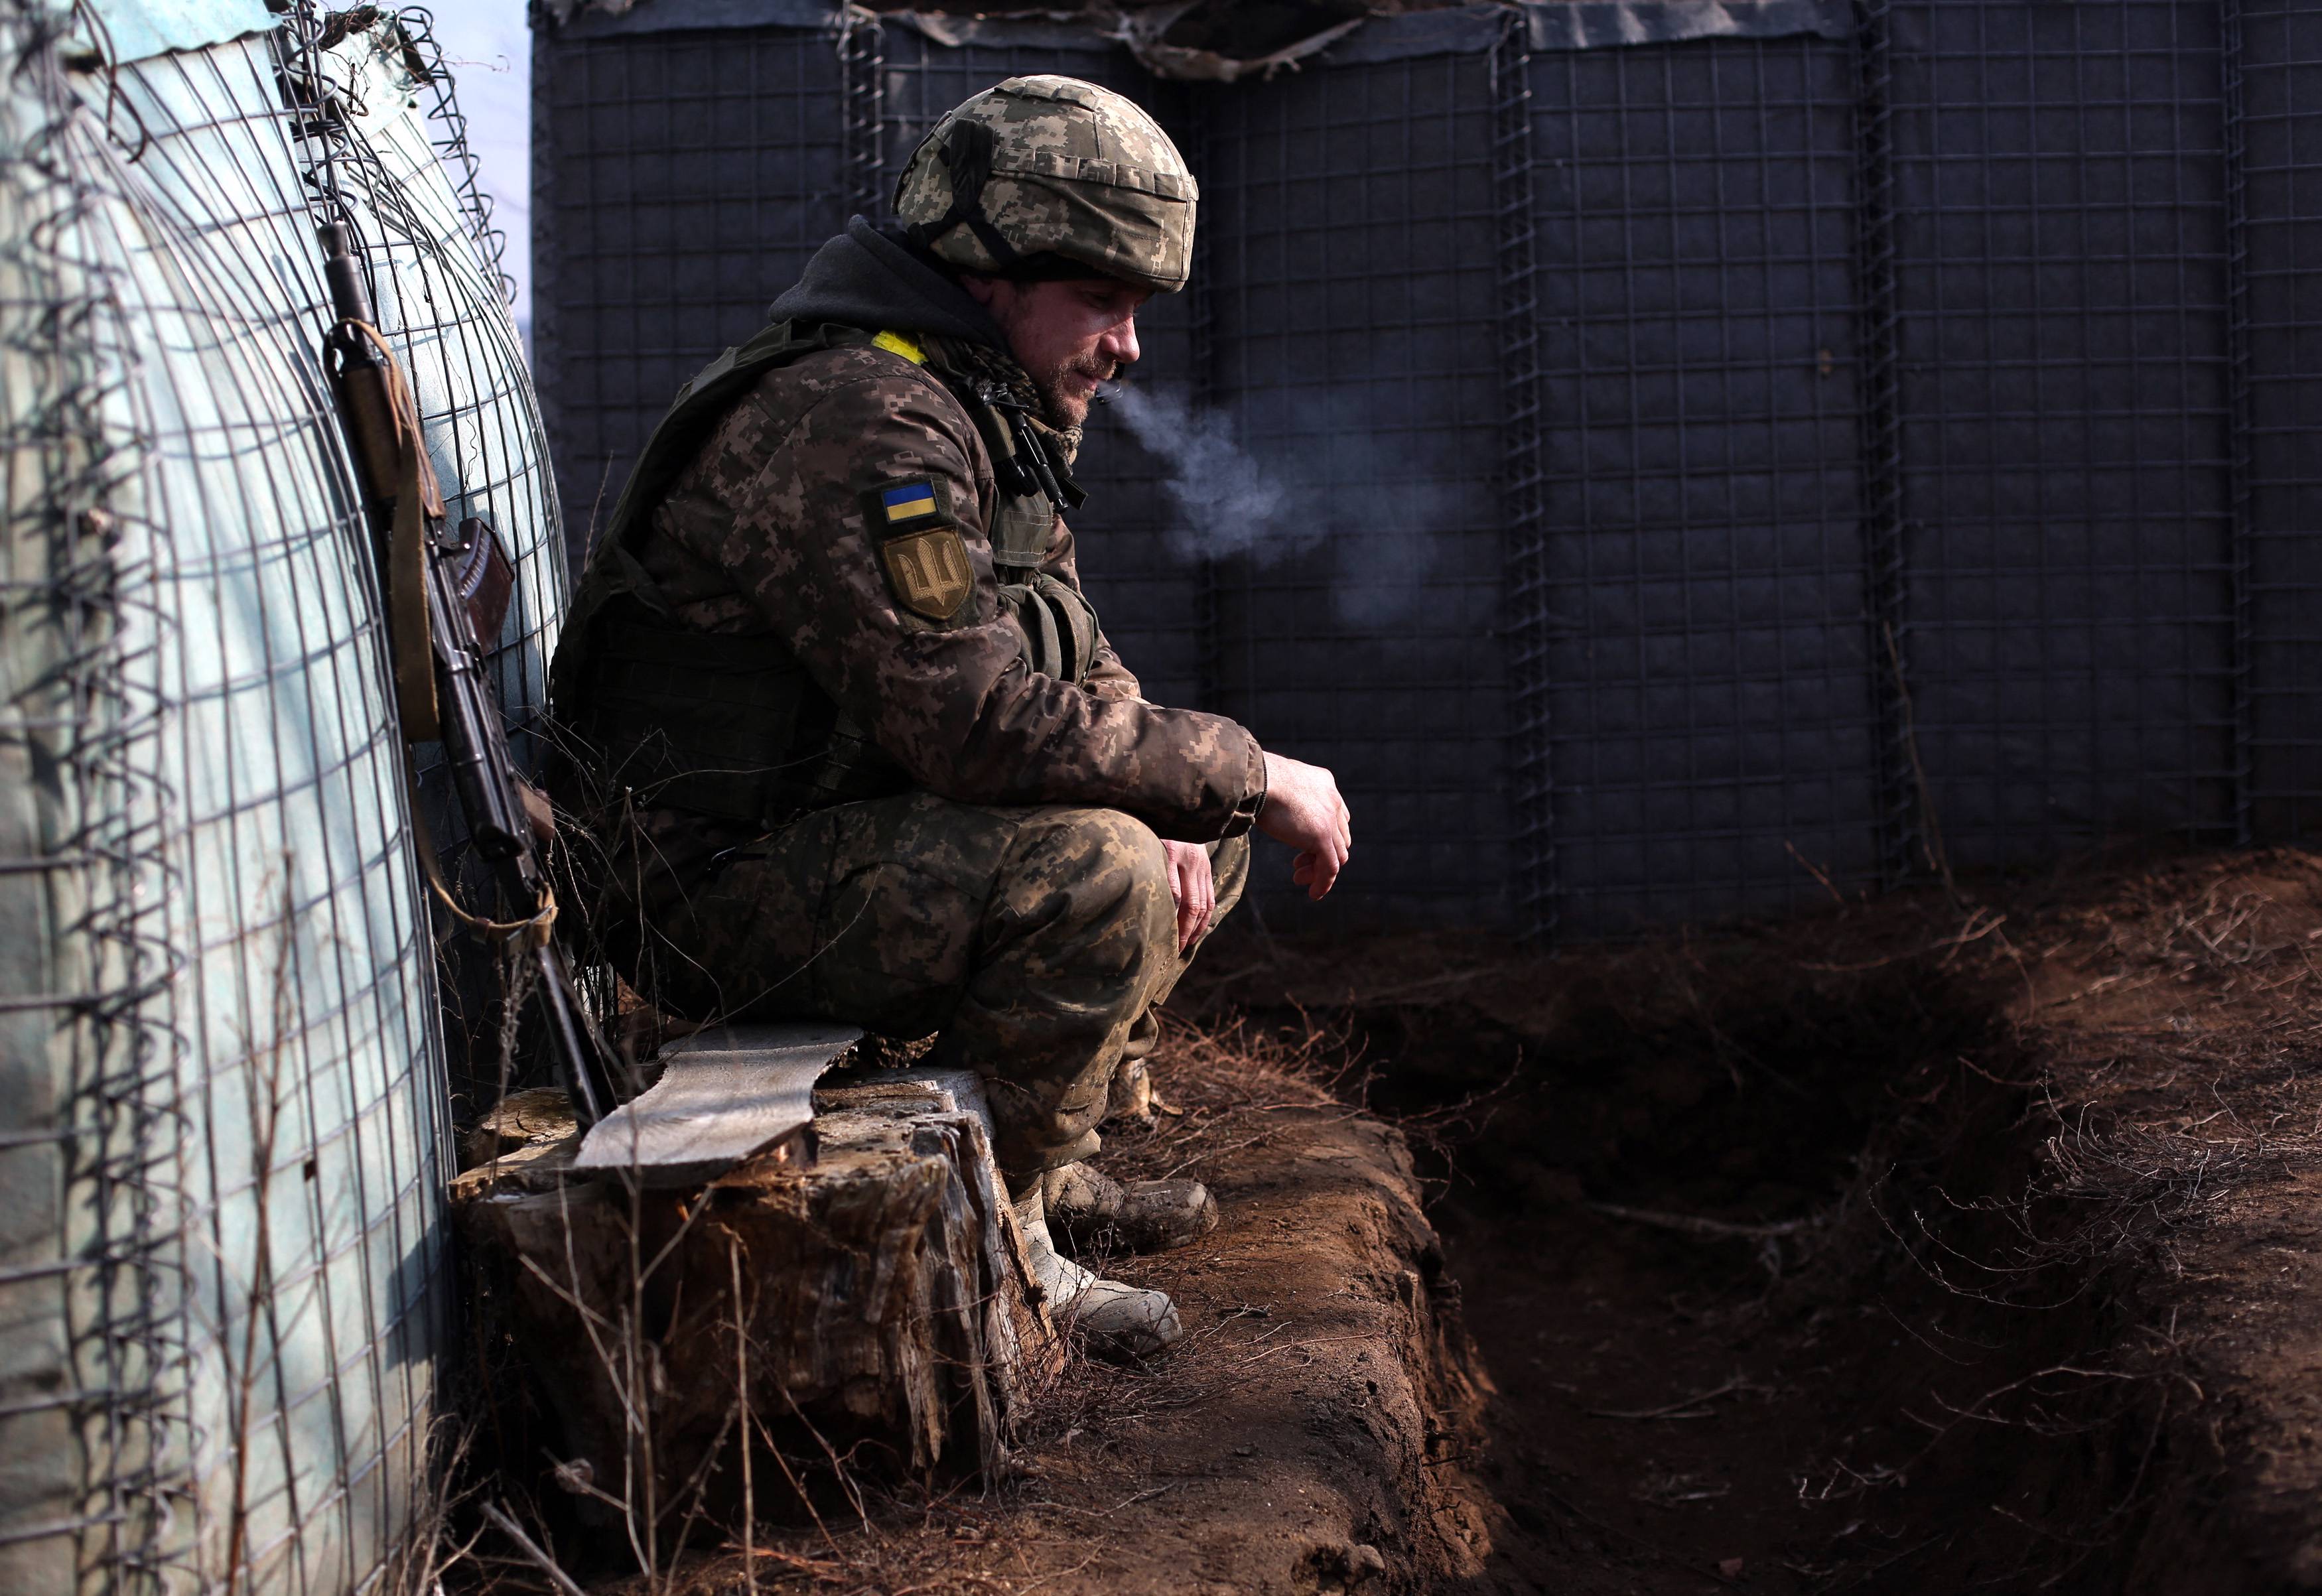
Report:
1097,1007,1353,1187
1775,854,2322,1584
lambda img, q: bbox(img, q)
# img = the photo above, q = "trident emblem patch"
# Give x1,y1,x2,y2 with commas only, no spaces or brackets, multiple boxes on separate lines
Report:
880,525,974,621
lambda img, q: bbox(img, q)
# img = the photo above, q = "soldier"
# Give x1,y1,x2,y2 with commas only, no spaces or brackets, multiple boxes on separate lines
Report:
549,76,1351,1358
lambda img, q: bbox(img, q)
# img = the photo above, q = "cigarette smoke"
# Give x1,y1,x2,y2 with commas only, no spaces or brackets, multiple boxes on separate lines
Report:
1107,382,1448,626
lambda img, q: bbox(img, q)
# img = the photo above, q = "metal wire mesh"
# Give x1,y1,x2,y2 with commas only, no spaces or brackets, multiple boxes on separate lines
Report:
1200,52,1513,925
531,19,845,570
841,7,886,221
107,27,460,1592
0,11,183,1588
303,16,567,775
0,19,451,1592
2230,0,2322,840
284,0,574,1175
1850,0,1919,886
0,3,568,1588
1493,17,1554,939
399,7,519,309
1885,0,2240,868
1527,34,1878,936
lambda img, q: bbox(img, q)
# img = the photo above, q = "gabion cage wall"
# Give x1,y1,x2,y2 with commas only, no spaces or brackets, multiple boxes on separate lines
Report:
2240,1,2322,842
1883,0,2239,871
536,0,2322,937
1526,28,1879,928
0,3,565,1591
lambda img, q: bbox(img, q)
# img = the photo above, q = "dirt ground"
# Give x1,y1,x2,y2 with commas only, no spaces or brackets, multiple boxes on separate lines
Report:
465,846,2322,1594
468,1019,1501,1596
1199,846,2322,1593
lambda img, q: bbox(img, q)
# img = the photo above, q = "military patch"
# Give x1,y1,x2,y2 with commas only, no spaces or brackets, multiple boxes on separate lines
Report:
880,524,975,622
864,475,951,533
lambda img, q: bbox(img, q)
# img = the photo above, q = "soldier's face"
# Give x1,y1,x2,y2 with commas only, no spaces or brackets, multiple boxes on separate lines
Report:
965,276,1150,428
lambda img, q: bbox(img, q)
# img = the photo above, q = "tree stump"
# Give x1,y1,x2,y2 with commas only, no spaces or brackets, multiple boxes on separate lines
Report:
452,1068,1053,1537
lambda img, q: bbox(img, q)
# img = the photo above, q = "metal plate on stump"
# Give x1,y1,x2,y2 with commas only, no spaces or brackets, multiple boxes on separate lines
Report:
573,1022,862,1186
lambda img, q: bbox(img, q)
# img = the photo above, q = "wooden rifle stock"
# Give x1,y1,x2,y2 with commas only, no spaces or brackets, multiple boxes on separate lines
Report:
318,223,615,1126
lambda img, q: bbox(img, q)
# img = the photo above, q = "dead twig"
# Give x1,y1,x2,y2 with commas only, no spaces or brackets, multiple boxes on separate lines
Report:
1799,907,2004,972
1586,1376,1757,1421
480,1500,590,1596
1588,1200,1814,1240
1021,1483,1178,1520
733,1238,758,1596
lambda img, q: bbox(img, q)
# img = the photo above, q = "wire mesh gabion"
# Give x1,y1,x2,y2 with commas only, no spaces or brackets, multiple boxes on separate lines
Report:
1883,0,2240,874
531,14,846,566
0,9,183,1587
1529,33,1878,934
534,0,2322,940
1199,50,1513,927
0,3,564,1591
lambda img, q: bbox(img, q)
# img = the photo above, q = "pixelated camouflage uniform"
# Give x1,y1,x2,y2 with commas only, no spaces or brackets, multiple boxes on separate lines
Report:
551,209,1259,1179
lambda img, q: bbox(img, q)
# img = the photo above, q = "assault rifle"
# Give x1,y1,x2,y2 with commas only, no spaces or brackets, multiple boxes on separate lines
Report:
318,221,617,1126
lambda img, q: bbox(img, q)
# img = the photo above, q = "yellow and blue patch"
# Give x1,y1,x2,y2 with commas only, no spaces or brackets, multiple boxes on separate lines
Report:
861,475,971,624
880,481,940,525
864,475,949,535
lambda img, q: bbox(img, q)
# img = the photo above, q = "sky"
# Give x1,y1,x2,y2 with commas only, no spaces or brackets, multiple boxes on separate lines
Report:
423,2,533,331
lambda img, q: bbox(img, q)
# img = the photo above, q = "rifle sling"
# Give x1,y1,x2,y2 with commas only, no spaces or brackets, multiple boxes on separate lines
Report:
332,318,446,742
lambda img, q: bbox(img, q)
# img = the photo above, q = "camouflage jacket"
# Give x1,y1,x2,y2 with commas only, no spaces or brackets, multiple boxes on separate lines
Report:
597,337,1266,846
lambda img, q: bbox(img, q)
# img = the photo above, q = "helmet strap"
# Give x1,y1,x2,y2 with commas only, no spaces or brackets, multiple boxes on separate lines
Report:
910,120,1028,273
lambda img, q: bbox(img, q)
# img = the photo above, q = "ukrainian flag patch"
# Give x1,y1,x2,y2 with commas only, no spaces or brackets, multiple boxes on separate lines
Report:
880,480,941,526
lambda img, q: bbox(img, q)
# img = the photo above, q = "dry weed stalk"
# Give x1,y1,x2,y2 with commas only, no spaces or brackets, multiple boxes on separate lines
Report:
381,1418,488,1595
219,888,296,1593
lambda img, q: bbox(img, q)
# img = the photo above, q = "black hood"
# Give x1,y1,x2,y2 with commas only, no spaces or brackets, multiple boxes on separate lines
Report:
767,217,1004,350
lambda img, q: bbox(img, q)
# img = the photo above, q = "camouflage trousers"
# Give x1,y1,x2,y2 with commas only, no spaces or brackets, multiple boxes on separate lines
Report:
630,791,1249,1180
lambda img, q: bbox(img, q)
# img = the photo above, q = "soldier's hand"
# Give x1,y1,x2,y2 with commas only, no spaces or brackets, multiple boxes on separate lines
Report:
1161,839,1215,953
1257,751,1352,901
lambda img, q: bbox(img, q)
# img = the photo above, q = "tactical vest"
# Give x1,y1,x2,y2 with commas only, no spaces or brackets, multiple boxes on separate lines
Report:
550,320,1102,830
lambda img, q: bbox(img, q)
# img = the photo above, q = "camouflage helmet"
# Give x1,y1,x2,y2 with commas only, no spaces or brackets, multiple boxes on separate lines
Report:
894,76,1197,295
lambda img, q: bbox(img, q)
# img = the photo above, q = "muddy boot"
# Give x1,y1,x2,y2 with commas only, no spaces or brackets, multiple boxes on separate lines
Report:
1046,1161,1219,1255
1012,1181,1183,1359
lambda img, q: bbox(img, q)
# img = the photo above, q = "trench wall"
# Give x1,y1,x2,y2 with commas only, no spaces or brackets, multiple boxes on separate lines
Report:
533,0,2322,937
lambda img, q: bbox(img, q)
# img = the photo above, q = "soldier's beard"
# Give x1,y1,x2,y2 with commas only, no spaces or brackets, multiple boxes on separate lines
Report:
1030,355,1116,431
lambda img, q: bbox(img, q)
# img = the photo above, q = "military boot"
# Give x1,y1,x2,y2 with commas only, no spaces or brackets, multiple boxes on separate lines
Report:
1012,1181,1183,1359
1046,1161,1219,1255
